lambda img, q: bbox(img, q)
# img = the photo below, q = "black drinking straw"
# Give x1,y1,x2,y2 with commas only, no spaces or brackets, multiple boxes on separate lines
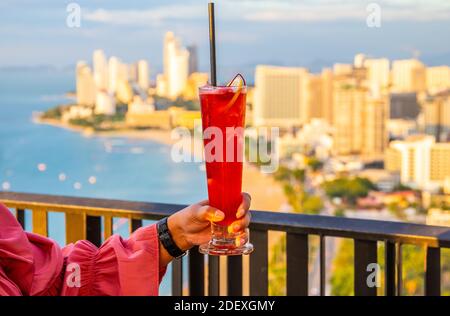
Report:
208,2,217,86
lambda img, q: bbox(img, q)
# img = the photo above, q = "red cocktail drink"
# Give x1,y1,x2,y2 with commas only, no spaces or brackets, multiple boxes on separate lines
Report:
198,82,253,255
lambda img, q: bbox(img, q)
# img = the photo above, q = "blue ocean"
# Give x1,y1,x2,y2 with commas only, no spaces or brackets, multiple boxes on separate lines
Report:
0,68,206,295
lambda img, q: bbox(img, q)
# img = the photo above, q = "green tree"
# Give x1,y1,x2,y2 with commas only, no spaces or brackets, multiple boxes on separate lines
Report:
307,157,323,172
330,239,354,296
42,105,68,119
274,166,292,183
322,177,375,205
302,195,323,215
292,168,306,183
268,235,286,296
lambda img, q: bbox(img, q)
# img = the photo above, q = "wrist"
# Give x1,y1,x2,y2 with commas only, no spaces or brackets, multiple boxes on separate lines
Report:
167,214,192,252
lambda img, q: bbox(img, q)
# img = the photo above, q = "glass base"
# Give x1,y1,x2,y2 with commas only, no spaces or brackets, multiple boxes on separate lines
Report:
199,242,254,256
198,223,254,256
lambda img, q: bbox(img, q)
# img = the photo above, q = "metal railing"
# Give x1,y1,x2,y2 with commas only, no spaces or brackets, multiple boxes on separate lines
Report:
1,191,449,296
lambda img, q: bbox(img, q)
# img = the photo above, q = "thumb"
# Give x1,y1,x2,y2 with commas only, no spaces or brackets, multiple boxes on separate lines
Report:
195,205,225,222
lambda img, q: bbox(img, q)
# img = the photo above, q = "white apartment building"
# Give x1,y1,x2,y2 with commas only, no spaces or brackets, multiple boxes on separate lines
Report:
253,65,309,128
93,49,109,91
137,60,150,91
76,61,95,106
95,90,116,115
391,59,426,93
159,31,190,99
386,135,450,191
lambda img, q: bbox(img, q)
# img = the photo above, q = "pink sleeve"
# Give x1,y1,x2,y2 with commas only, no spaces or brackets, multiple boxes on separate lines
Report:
0,204,64,296
0,203,167,296
61,224,167,296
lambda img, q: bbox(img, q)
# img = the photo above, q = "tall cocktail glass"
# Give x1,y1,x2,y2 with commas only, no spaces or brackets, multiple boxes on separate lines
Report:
198,83,253,255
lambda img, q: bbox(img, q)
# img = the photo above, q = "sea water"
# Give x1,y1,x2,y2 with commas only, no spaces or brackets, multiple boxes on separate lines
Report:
0,68,206,295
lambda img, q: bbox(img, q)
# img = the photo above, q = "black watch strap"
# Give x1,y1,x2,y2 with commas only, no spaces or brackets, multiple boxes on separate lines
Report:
157,217,186,258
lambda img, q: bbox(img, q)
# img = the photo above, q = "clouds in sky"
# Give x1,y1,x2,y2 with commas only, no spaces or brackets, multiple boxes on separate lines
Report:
0,0,449,70
82,0,450,25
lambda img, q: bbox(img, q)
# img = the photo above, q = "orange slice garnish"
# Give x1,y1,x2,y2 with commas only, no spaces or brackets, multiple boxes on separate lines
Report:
222,74,246,113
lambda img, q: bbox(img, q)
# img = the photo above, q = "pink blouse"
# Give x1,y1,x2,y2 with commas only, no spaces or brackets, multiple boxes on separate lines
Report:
0,203,166,296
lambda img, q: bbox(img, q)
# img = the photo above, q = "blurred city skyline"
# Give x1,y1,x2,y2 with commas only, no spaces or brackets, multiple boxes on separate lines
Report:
1,0,450,78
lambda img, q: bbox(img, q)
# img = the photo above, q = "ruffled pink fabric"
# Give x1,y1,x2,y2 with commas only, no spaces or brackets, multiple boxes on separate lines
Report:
0,203,166,296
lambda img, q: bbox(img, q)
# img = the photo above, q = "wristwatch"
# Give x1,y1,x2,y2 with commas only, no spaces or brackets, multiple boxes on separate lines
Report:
157,217,187,258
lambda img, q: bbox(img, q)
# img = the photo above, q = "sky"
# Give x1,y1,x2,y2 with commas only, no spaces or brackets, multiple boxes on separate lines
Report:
0,0,450,81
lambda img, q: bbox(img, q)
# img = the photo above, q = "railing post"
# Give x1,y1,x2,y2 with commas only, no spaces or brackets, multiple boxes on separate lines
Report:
86,215,102,247
397,243,403,296
208,256,220,295
227,256,243,296
287,233,308,296
104,215,113,240
354,239,378,296
249,229,268,296
425,246,441,296
172,257,183,296
385,241,396,296
66,212,86,244
189,246,205,296
130,218,142,233
32,207,48,236
319,235,326,296
16,209,25,229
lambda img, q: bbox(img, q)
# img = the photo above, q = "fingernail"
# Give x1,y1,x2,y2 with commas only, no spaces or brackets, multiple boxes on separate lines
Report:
214,211,224,221
236,207,244,219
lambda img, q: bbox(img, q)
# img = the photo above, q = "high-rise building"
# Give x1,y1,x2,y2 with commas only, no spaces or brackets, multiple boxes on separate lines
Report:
137,60,150,91
108,57,120,94
253,65,309,128
129,63,138,83
183,72,208,101
160,31,190,99
95,90,116,115
305,73,323,119
76,61,95,106
362,97,389,156
423,90,450,142
118,63,130,85
332,74,388,156
108,57,131,98
430,143,450,183
391,59,426,93
156,74,167,97
389,92,420,119
187,45,198,75
320,68,333,124
354,53,366,68
93,49,109,91
116,80,133,104
385,134,450,190
292,70,333,125
332,76,366,155
364,58,390,93
333,63,353,76
426,66,450,94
